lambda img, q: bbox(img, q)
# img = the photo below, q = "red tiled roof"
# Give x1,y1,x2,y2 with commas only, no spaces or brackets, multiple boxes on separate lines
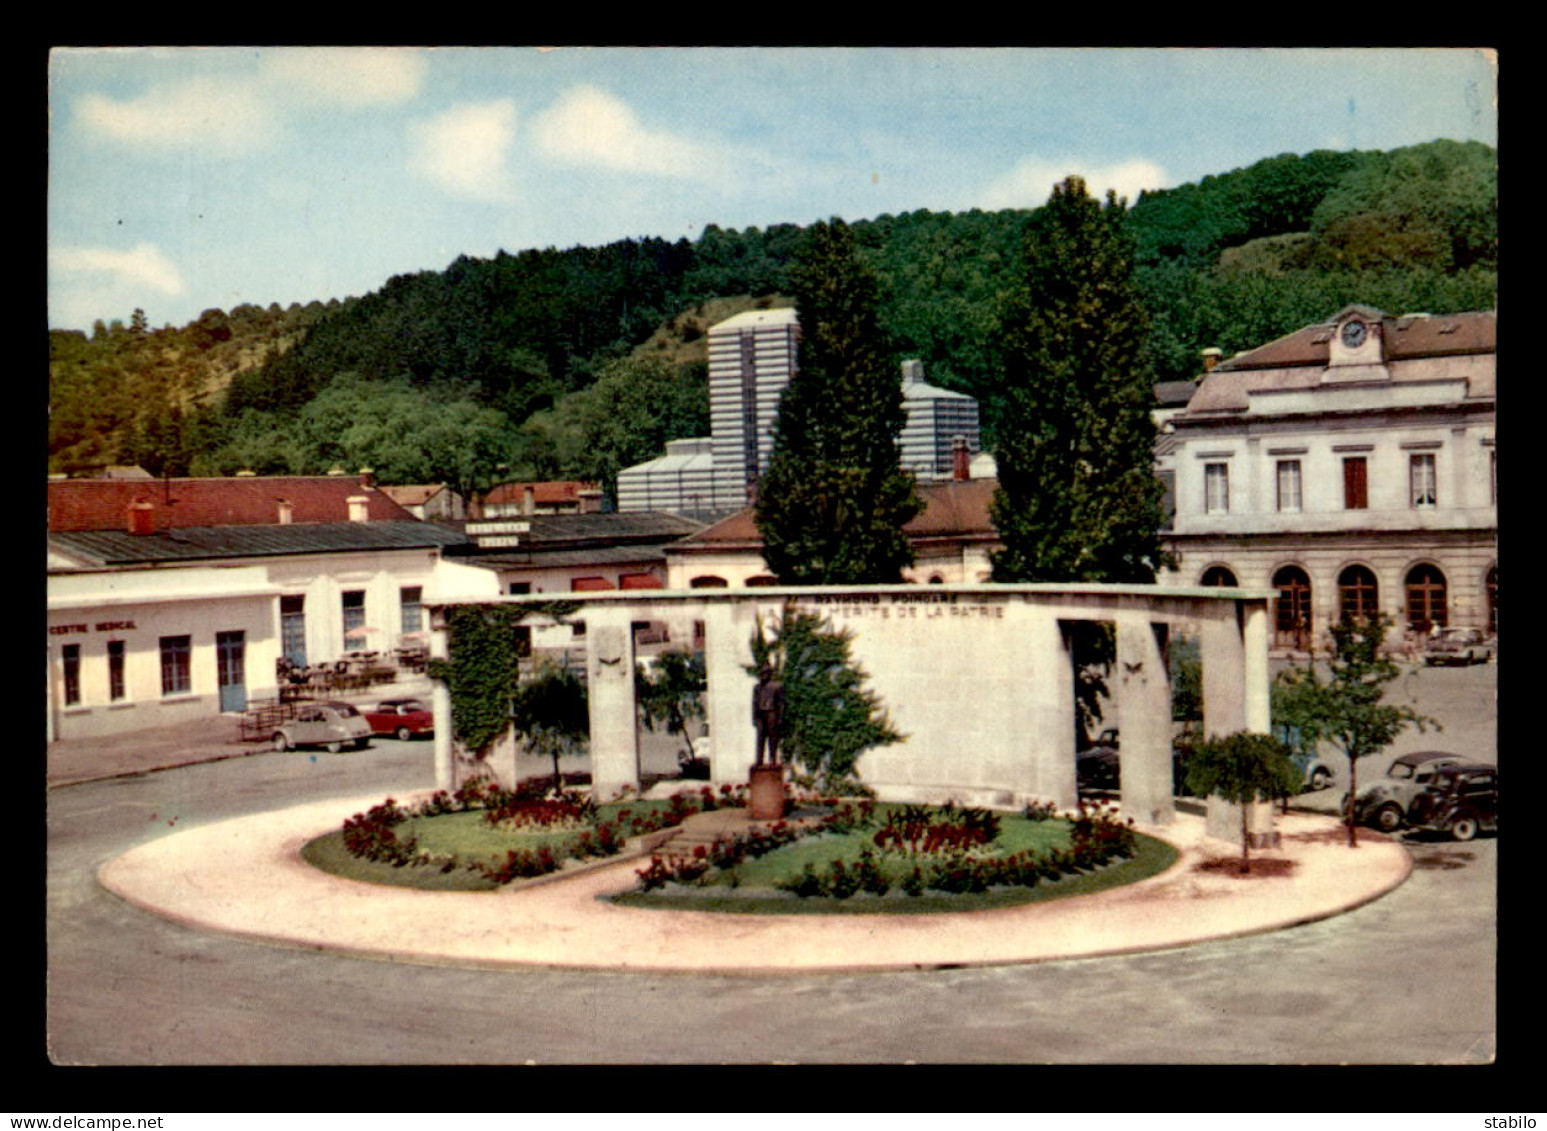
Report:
673,479,1000,550
481,480,597,506
47,475,419,533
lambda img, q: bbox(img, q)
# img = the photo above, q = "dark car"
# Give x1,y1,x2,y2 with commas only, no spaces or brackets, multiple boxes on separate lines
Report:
1406,764,1498,841
1076,746,1121,791
1348,751,1465,832
364,698,435,741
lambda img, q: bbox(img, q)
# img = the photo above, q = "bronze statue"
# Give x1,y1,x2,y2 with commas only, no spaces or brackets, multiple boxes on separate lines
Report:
752,665,785,765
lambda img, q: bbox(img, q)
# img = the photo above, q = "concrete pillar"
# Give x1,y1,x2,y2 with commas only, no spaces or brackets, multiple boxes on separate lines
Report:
702,598,766,785
1116,617,1174,826
429,612,454,791
1025,614,1078,809
583,604,640,801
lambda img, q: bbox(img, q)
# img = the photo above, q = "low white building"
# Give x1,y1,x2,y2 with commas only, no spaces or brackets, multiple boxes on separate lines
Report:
46,475,499,742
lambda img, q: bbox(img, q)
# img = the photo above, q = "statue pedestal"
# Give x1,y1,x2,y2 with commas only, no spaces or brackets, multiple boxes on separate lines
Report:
748,763,787,820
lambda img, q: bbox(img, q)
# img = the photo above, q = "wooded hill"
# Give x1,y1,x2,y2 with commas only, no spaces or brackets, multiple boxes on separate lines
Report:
49,138,1497,502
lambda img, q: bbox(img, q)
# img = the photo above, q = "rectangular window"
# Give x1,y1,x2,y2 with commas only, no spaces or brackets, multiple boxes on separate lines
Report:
63,644,81,706
280,594,307,666
1410,453,1438,508
1275,460,1302,513
159,635,191,696
508,582,532,595
108,640,126,702
342,590,366,636
1204,463,1230,514
1343,457,1368,510
400,586,423,635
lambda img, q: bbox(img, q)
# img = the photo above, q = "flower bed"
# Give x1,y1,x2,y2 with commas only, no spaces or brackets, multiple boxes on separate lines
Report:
303,778,745,891
616,799,1179,915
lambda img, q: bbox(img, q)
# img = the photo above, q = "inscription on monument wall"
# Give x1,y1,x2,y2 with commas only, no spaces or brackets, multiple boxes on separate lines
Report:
789,593,1005,621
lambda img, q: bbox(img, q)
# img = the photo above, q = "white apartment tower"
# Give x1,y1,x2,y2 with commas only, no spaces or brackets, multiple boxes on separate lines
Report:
707,308,801,511
898,359,982,480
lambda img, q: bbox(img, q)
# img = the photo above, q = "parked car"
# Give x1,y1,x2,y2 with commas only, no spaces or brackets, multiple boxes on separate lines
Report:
1076,746,1121,791
273,700,372,752
1274,723,1335,792
1424,627,1494,666
1405,763,1497,841
1347,751,1466,832
364,698,435,741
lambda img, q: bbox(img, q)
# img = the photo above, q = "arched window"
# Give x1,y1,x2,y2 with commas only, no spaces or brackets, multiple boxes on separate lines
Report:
689,575,729,589
1404,564,1448,632
928,574,945,585
746,575,779,587
1486,566,1498,635
1272,565,1312,651
1200,565,1238,587
1338,565,1380,624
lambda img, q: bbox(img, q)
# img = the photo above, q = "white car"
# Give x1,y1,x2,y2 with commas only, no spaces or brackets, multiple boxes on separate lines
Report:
1424,628,1494,666
273,700,372,753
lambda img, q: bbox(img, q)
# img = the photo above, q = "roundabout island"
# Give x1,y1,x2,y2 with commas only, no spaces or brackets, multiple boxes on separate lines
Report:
97,788,1412,975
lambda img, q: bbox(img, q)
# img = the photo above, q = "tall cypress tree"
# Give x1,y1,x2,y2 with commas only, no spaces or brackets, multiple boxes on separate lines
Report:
988,176,1168,583
755,219,922,584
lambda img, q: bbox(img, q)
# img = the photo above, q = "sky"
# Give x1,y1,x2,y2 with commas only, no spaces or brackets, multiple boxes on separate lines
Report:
47,46,1497,334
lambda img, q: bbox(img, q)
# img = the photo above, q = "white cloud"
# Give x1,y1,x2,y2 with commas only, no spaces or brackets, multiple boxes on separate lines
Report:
51,242,186,295
75,76,282,155
407,100,519,203
979,157,1172,210
49,243,187,330
258,48,426,107
530,85,726,181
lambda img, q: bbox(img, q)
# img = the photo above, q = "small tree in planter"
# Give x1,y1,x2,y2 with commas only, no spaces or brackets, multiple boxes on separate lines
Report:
1184,731,1303,874
1273,614,1437,848
511,660,590,789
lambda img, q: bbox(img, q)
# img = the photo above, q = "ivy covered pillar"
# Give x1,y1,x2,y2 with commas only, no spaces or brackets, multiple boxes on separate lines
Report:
584,602,641,800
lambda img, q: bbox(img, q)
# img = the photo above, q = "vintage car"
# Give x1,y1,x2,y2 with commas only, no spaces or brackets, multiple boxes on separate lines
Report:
1423,627,1494,666
1348,751,1465,832
364,698,435,740
1273,724,1335,792
1405,763,1497,841
273,700,372,752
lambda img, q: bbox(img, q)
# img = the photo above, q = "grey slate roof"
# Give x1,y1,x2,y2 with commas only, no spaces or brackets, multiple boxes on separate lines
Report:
49,521,471,567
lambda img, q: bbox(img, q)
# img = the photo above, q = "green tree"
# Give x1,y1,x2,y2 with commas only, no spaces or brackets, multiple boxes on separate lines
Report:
1272,615,1438,848
755,218,922,584
748,607,902,791
1184,731,1304,874
511,660,590,788
635,649,707,766
986,176,1169,584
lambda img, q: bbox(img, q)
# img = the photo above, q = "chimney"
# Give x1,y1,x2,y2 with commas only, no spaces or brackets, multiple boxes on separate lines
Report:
1201,347,1223,374
127,500,155,535
952,435,971,482
276,498,294,525
901,359,924,387
347,495,370,522
359,467,375,489
522,485,536,515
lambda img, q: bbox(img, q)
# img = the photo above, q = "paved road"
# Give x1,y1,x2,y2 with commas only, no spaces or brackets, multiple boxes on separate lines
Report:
45,666,1498,1065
